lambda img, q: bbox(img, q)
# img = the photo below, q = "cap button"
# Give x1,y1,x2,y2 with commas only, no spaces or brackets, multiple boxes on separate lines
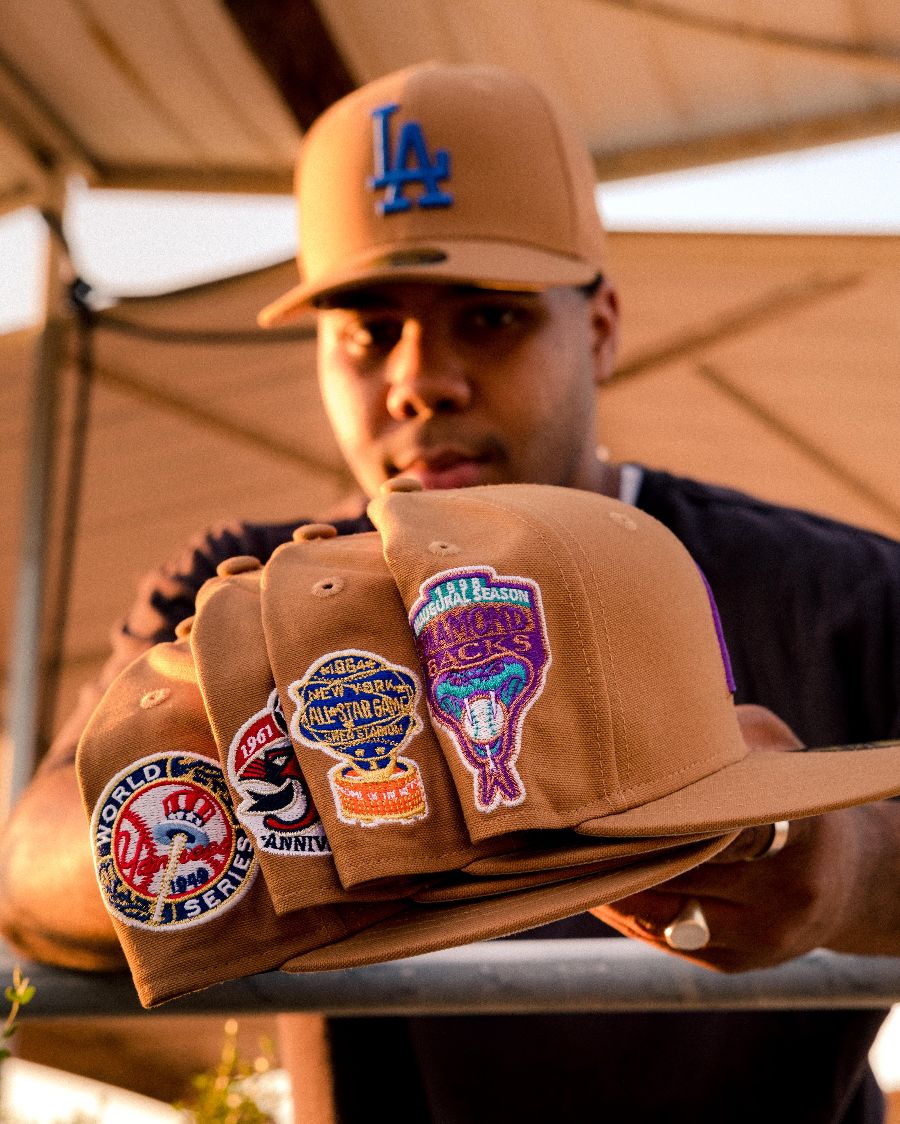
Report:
293,523,338,542
380,476,424,494
216,555,262,577
174,615,195,639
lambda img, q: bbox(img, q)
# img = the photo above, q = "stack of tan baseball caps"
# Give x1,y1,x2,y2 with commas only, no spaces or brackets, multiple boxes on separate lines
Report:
76,484,900,1007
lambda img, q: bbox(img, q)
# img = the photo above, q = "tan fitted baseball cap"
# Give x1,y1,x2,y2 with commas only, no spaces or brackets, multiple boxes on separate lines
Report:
190,561,418,913
260,526,503,887
258,63,605,325
75,637,403,1007
369,482,900,840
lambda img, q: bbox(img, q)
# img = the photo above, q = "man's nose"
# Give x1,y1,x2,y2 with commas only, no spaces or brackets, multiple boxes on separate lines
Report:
385,320,472,420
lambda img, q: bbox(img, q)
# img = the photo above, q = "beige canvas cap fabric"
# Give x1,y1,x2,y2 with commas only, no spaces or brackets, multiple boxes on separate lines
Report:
258,62,605,325
283,832,734,973
369,483,900,841
260,527,502,888
75,637,402,1007
190,560,413,912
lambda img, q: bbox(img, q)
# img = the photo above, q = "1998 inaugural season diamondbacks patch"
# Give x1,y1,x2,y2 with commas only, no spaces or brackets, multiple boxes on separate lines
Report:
409,567,551,813
91,753,257,930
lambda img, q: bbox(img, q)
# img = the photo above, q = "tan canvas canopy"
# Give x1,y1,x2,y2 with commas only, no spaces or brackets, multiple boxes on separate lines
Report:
3,1,900,806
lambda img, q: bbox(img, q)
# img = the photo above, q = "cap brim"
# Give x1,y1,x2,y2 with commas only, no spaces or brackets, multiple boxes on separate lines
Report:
577,742,900,838
281,832,735,973
257,240,599,327
463,829,721,876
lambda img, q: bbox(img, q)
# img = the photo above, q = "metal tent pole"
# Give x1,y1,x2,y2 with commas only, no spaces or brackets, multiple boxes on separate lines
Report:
3,198,73,815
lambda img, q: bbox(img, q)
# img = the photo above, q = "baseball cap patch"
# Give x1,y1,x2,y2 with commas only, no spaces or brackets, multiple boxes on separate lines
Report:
91,752,257,931
368,102,453,215
288,649,429,827
409,567,551,813
228,687,330,857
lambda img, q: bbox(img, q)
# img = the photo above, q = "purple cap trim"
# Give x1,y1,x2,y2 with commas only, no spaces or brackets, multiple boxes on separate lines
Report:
696,565,736,694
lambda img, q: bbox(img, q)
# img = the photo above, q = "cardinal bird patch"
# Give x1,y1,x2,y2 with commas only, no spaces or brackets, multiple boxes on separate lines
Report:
410,567,551,812
91,753,257,930
228,689,330,856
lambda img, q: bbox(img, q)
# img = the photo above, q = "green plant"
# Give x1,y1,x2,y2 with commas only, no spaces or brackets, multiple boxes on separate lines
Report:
175,1018,277,1124
0,967,35,1063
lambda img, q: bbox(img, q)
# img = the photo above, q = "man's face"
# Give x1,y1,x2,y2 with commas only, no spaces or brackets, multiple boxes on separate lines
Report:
316,281,617,498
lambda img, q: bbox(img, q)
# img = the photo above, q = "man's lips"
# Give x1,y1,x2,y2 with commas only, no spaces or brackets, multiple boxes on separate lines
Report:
392,448,492,490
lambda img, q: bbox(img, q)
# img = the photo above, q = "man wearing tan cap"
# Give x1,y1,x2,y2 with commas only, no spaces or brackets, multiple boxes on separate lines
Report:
2,62,899,1123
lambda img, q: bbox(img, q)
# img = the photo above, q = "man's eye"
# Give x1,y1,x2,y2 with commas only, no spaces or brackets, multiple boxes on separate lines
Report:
461,304,528,334
342,319,402,356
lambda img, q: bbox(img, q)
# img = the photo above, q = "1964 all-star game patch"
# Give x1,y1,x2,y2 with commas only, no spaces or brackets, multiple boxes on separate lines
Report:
91,752,257,930
288,649,429,828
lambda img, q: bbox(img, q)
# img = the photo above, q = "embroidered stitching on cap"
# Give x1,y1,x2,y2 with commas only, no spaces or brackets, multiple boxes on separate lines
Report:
409,566,551,813
227,688,331,857
369,103,453,215
91,752,257,931
287,650,429,827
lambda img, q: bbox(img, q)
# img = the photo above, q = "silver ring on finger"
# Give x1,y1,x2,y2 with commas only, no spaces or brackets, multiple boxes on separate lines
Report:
663,898,710,951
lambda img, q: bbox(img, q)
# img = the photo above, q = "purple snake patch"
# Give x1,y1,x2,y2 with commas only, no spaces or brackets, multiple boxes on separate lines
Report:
410,567,551,812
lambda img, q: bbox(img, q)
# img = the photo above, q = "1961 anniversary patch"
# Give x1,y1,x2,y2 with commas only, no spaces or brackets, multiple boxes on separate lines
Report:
228,688,331,857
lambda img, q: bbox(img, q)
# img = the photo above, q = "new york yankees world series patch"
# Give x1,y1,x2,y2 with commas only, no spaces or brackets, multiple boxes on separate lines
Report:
91,753,257,930
288,650,429,828
228,688,331,857
410,567,551,812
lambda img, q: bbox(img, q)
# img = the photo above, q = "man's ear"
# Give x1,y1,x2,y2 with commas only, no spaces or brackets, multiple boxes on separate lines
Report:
735,704,805,752
589,279,620,386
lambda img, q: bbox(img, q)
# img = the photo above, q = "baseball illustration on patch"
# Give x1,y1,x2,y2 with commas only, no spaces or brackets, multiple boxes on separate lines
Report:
91,752,256,930
410,567,551,812
288,650,429,827
228,688,330,857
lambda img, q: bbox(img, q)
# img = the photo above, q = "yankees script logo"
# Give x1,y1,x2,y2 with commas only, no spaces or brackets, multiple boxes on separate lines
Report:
369,102,453,215
410,567,551,812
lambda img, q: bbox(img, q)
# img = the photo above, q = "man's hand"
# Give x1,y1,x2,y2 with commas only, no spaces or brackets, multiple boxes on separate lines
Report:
591,705,900,971
0,760,125,971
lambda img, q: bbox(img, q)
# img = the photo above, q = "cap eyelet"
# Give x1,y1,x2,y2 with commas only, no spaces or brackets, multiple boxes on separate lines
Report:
312,576,345,598
140,688,171,710
428,540,460,556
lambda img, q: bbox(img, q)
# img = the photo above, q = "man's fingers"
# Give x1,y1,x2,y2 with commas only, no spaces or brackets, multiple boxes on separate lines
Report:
708,822,790,864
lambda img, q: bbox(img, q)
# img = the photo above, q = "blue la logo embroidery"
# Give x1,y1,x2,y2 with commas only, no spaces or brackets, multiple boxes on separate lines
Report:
369,103,453,215
228,688,331,857
91,753,256,930
288,649,429,827
410,567,551,812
